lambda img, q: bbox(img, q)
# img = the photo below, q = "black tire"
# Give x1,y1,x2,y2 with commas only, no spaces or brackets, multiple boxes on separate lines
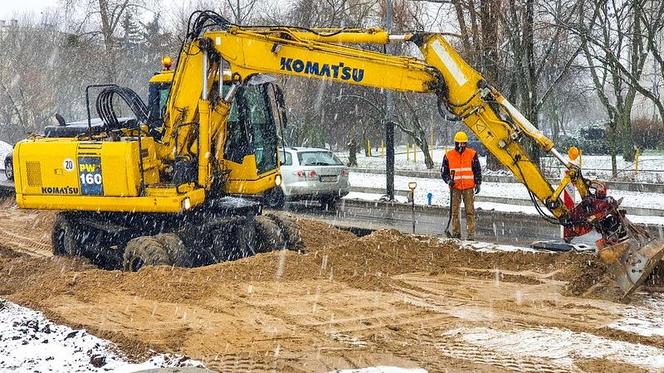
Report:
254,215,287,252
210,217,258,262
262,187,285,209
51,213,81,256
153,233,194,268
265,213,303,250
4,159,12,181
123,236,172,272
320,196,339,209
229,217,258,260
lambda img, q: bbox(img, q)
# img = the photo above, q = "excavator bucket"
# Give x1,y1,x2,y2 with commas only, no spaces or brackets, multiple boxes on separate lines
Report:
598,238,664,297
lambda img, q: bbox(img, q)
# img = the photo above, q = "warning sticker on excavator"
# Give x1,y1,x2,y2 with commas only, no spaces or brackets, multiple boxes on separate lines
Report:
78,157,104,196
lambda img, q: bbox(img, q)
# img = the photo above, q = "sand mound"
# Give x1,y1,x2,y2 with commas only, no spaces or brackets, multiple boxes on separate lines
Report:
3,209,664,371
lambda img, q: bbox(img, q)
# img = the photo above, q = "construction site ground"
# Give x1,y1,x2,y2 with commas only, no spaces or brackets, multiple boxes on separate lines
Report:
1,197,664,372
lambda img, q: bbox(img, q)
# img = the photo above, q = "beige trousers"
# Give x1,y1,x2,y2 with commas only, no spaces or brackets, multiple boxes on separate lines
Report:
450,188,476,239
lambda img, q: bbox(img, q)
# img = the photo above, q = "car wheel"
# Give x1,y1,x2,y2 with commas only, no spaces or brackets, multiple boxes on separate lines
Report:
4,160,13,181
262,187,285,209
320,196,339,209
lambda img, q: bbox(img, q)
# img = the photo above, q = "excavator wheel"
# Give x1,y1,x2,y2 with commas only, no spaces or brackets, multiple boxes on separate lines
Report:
123,236,172,272
52,213,82,257
254,215,287,252
210,217,258,262
153,233,194,268
231,217,258,260
264,213,303,250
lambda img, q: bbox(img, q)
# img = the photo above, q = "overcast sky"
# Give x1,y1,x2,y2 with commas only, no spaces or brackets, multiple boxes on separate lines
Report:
0,0,59,20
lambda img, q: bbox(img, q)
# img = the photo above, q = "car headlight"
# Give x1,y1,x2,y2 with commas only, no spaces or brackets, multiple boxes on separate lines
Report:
182,197,192,211
275,174,282,186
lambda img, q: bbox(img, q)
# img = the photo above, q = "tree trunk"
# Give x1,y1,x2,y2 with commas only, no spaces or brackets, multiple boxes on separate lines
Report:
608,123,618,177
347,138,357,166
523,0,540,166
480,0,502,171
414,130,435,169
621,115,636,162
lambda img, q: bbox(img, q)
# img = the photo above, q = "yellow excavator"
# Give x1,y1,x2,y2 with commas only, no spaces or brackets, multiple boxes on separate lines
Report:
12,10,664,295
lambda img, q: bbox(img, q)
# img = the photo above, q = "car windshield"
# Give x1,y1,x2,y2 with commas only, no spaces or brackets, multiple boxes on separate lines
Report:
298,151,343,166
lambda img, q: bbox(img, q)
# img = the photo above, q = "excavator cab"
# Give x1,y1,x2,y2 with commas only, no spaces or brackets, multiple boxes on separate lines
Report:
146,69,285,196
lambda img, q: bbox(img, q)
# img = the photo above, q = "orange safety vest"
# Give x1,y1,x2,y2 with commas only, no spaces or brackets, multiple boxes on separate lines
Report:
446,148,476,190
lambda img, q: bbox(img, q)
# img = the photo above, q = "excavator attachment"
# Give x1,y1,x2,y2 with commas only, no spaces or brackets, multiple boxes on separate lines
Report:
562,181,664,296
598,237,664,296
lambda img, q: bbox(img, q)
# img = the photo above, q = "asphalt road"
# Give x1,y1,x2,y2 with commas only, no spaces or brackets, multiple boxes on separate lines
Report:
280,199,607,247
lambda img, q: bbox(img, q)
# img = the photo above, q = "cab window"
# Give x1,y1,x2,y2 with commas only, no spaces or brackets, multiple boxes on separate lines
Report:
148,82,170,125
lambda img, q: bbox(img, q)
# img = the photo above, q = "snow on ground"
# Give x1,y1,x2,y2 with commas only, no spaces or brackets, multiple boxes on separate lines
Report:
443,326,664,370
446,239,592,253
344,191,663,226
0,299,203,372
347,172,664,212
609,294,664,338
331,368,427,373
337,146,476,173
336,146,664,183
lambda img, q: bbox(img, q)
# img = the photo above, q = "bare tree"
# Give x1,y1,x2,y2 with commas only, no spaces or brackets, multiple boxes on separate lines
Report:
64,0,152,82
563,0,652,168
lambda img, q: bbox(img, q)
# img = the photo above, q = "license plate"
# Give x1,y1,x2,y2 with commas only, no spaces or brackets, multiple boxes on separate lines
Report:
320,176,337,182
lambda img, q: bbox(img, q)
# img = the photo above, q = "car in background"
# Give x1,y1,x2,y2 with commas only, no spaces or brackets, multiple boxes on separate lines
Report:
0,141,12,181
262,147,350,208
4,152,12,181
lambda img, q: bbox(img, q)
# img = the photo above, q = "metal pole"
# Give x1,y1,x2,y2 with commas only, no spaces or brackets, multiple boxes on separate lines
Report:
385,0,395,200
409,182,417,234
411,191,415,234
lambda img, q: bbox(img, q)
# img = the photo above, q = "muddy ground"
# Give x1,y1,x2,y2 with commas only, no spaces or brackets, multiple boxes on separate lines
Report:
0,197,663,372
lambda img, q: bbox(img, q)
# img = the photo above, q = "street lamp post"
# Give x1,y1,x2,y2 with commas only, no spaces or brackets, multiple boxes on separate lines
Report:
385,0,395,201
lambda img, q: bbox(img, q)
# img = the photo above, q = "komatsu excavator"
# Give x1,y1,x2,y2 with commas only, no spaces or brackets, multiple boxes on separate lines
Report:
12,10,664,295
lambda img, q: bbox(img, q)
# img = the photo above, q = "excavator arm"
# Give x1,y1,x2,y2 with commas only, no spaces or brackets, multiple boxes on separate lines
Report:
171,17,662,295
175,25,575,220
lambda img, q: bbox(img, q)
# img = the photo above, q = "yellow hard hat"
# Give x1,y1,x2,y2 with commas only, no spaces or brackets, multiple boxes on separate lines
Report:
453,131,468,143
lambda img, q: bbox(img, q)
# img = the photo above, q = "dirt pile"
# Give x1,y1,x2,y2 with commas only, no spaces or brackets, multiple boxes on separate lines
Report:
0,204,629,302
2,199,663,371
0,198,55,257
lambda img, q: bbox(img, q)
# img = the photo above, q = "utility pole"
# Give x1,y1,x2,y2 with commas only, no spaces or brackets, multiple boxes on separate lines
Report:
385,0,395,200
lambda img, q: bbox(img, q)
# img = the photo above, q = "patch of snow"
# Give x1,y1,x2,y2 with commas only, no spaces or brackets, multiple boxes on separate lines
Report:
331,367,427,373
444,326,664,370
610,294,664,337
348,172,664,212
328,332,368,348
0,299,203,372
339,148,664,183
344,173,664,229
447,239,539,253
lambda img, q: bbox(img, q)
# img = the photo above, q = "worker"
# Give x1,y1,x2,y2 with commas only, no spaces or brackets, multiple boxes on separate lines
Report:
441,131,482,240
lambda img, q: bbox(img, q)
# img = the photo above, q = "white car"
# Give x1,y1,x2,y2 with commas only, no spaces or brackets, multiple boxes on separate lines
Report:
0,140,12,181
262,147,350,208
